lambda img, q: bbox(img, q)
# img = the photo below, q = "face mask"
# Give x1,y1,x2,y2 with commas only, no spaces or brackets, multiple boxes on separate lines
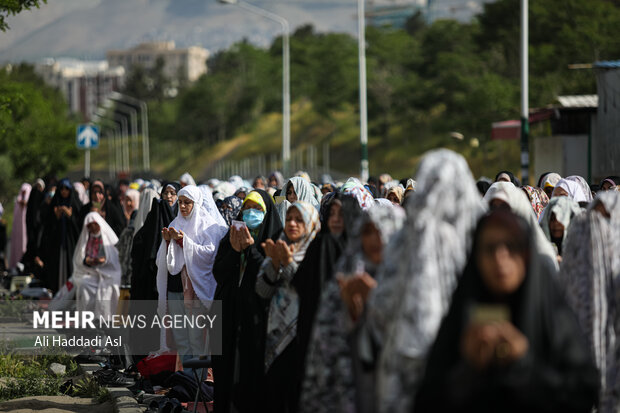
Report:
242,209,265,230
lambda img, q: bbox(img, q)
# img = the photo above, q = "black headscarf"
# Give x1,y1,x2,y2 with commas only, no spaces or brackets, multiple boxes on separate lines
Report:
212,189,282,413
22,180,46,271
495,170,521,187
39,178,82,292
77,180,126,236
415,210,599,413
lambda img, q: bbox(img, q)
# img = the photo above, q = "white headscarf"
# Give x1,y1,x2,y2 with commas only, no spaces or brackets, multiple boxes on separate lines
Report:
73,182,89,205
133,188,159,235
180,172,196,187
198,184,229,237
72,212,121,319
562,191,620,412
155,185,226,331
539,196,583,247
368,149,486,413
555,178,589,203
566,175,594,203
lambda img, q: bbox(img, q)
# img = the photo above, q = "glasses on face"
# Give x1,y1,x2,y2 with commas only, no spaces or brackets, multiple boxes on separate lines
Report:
178,199,194,208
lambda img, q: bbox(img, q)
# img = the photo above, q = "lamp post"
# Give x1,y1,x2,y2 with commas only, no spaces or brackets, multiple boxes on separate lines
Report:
358,0,369,183
520,0,529,185
104,99,139,168
218,0,290,176
95,109,130,174
109,92,150,172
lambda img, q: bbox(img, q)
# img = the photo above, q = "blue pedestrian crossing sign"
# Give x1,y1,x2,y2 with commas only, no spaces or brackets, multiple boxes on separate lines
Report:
76,124,99,149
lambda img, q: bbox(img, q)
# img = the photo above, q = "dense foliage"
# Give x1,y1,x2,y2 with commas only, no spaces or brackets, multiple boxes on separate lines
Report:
127,0,620,155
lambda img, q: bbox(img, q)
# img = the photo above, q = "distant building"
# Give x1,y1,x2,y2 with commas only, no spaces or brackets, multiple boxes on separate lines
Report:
593,60,620,180
106,42,208,83
35,58,125,121
366,1,426,28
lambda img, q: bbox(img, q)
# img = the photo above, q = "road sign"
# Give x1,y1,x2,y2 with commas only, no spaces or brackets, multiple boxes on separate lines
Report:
76,124,99,149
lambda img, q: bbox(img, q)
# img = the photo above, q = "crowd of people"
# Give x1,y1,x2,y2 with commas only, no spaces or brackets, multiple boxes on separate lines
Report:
1,148,620,412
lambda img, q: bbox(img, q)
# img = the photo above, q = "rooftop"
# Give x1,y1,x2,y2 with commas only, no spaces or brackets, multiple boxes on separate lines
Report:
557,95,598,108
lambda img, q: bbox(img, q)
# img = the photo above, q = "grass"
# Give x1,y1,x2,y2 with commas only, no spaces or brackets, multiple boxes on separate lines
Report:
0,353,111,403
73,99,523,182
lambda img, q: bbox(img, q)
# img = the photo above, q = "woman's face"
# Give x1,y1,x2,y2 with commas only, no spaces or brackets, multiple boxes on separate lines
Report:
477,224,527,296
387,192,400,205
496,173,512,183
162,186,177,207
602,181,615,191
327,202,344,236
91,186,105,204
124,196,135,213
236,191,246,200
361,222,382,265
241,199,264,212
552,186,569,198
60,187,70,199
548,213,565,239
489,198,510,211
269,177,278,188
178,195,194,217
286,184,298,203
321,186,331,195
87,222,100,234
543,186,554,199
285,207,306,243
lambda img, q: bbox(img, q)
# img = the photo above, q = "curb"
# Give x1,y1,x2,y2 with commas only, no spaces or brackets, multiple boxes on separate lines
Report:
80,363,142,413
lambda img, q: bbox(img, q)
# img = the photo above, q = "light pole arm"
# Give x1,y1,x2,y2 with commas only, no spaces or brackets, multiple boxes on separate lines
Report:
235,1,289,31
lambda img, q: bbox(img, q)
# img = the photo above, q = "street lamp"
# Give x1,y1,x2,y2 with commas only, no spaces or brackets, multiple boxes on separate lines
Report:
104,99,139,168
109,92,150,172
218,0,290,176
358,0,369,183
95,109,130,174
92,115,122,177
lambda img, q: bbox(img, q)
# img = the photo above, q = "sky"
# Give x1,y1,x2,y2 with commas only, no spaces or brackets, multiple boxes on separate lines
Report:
0,0,493,63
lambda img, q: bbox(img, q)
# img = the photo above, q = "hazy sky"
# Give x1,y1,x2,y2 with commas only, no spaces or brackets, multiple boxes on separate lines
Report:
0,0,489,63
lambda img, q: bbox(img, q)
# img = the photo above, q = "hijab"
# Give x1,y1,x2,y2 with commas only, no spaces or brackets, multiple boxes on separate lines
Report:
484,182,559,271
561,191,620,413
566,175,594,203
368,149,485,413
72,182,89,205
521,185,549,220
283,177,321,209
495,170,520,186
179,172,196,187
125,189,140,215
555,178,589,203
264,201,321,370
156,185,226,319
301,204,406,412
539,196,582,253
415,210,598,413
269,171,285,189
218,195,243,227
9,182,32,269
341,178,375,210
538,172,561,189
73,212,121,319
133,188,159,235
385,186,404,205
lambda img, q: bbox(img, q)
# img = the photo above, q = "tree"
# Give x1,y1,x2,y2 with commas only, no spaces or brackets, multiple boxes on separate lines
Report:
0,0,46,31
0,64,78,201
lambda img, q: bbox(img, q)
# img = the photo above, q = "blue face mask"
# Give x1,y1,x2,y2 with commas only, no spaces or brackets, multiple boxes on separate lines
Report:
242,209,265,230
